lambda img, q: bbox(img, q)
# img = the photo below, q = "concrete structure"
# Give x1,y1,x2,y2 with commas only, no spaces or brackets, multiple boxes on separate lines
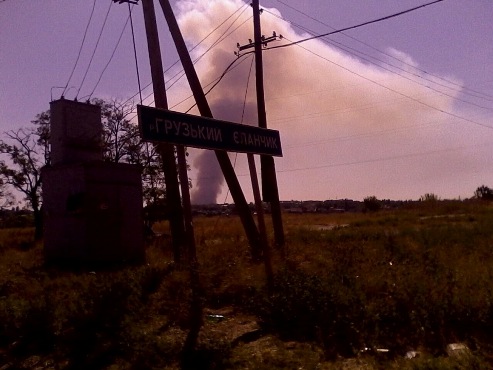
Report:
42,99,144,264
49,99,102,165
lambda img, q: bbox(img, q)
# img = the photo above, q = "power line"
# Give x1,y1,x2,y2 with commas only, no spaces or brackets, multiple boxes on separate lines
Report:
283,121,441,150
241,55,255,124
128,2,143,105
183,52,254,113
216,54,254,211
76,0,113,99
274,142,493,174
162,15,253,99
190,141,491,181
271,0,493,102
259,1,493,128
128,8,253,111
263,8,493,107
278,35,493,131
125,51,253,122
85,8,132,100
158,13,253,98
62,0,97,97
188,140,493,182
122,2,250,106
191,6,251,66
266,0,445,51
146,5,251,95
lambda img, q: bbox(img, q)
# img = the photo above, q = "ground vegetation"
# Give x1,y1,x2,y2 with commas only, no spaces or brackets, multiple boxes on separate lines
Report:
0,199,493,369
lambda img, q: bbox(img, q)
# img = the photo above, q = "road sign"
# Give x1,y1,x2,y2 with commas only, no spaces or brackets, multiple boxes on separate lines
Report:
137,105,282,157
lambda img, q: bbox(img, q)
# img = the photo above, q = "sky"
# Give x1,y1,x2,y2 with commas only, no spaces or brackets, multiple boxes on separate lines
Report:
1,0,492,203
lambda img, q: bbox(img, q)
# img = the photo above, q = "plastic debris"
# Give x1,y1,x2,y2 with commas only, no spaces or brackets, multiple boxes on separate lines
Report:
405,350,420,359
206,314,225,323
446,343,470,357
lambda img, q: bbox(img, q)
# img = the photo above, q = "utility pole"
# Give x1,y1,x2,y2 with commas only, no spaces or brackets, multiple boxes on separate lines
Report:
141,1,201,364
157,0,263,261
247,153,274,293
142,0,196,260
251,0,285,251
140,0,186,264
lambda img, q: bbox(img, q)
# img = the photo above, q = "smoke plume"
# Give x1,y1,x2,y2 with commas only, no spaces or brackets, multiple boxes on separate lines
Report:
168,0,492,203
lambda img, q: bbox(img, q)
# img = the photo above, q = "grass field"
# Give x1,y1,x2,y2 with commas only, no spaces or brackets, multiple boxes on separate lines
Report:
1,200,493,369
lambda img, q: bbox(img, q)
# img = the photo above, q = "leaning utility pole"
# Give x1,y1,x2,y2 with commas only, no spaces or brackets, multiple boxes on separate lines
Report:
141,0,186,264
252,0,285,250
157,0,262,260
142,1,202,364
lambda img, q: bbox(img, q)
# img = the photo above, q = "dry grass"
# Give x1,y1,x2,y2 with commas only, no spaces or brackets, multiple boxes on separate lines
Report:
1,201,493,369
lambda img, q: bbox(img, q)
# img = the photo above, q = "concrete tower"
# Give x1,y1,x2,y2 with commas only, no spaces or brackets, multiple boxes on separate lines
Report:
42,99,144,265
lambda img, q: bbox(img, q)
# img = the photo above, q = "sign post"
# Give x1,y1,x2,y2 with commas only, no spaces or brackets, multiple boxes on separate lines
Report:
138,105,283,157
138,103,281,297
141,0,186,264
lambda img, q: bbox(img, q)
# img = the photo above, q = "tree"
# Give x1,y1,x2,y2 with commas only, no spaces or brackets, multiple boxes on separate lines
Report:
474,185,493,201
94,98,141,164
419,193,439,202
92,98,168,208
363,195,381,212
0,111,50,240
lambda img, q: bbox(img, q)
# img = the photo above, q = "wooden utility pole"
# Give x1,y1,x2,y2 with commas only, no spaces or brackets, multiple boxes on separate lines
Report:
141,0,186,263
157,0,263,261
141,0,199,274
252,0,285,251
247,154,274,293
142,1,202,365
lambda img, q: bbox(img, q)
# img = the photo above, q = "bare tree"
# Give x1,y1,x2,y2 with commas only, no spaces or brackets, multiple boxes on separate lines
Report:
0,111,50,239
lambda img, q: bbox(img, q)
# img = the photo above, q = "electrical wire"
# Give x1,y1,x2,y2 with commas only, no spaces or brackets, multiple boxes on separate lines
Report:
189,140,493,182
265,0,445,51
128,2,143,105
241,56,255,124
136,4,250,103
122,2,250,106
278,35,493,130
213,54,254,230
128,11,254,113
263,10,493,107
273,142,493,175
271,0,493,101
182,52,255,113
283,121,442,150
158,14,253,100
125,51,254,123
62,0,97,97
85,7,133,101
263,8,493,108
76,0,113,99
190,6,251,66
